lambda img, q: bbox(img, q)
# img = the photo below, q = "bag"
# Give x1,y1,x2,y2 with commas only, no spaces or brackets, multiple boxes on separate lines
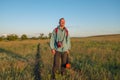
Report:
66,54,71,69
66,63,71,69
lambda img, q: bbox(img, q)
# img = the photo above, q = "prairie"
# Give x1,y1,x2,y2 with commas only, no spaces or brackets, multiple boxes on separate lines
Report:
0,34,120,80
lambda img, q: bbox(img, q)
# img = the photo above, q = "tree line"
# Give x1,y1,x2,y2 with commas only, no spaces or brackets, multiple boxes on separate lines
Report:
0,33,52,41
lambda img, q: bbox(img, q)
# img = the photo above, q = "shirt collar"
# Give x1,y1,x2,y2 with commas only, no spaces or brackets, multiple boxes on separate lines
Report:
58,25,66,30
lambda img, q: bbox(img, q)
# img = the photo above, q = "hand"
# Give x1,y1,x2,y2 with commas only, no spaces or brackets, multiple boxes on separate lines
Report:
66,50,70,54
51,49,56,55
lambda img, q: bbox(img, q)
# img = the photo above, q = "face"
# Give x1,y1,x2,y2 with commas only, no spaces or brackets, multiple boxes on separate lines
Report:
59,19,65,27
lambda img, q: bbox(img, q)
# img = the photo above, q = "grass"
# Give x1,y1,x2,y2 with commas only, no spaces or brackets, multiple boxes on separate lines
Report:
0,34,120,80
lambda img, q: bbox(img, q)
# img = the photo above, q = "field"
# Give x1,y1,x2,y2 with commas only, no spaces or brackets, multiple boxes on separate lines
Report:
0,34,120,80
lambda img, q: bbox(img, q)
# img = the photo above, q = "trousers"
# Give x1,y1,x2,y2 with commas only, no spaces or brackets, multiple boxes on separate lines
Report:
52,51,68,79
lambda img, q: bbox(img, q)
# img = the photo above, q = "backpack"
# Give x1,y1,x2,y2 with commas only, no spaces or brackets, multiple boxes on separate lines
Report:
55,27,68,37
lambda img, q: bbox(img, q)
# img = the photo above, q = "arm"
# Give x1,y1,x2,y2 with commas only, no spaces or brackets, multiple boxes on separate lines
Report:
50,30,56,54
66,34,71,53
67,34,71,50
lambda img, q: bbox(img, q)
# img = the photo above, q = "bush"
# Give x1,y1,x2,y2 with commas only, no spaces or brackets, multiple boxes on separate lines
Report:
21,34,28,40
7,34,18,41
0,37,3,41
0,36,6,41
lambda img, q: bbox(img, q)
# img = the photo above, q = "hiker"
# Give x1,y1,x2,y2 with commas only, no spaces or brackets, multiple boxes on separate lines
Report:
50,18,71,80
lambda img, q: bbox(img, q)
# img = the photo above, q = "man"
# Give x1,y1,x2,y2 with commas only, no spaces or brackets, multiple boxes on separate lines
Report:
50,18,71,80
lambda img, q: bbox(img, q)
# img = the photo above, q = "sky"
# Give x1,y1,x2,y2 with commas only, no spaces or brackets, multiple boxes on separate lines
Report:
0,0,120,37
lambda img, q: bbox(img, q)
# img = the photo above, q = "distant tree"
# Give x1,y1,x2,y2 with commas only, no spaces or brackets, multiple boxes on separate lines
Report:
43,36,48,39
7,34,18,41
0,37,3,41
39,33,44,39
48,33,52,39
0,36,5,41
31,37,37,40
21,34,28,40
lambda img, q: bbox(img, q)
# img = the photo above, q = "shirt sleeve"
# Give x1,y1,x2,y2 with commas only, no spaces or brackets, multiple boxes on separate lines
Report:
67,33,71,50
50,30,55,50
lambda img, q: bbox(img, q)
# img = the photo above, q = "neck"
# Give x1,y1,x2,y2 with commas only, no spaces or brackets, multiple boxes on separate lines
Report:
60,25,65,29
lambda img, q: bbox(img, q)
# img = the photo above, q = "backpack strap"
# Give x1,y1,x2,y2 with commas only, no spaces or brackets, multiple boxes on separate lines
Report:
55,27,58,34
55,27,68,37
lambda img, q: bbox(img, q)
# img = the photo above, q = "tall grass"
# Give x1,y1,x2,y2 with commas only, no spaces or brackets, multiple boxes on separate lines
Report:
0,35,120,80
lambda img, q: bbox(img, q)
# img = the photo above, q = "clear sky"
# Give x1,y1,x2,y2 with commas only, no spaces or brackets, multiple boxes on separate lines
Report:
0,0,120,37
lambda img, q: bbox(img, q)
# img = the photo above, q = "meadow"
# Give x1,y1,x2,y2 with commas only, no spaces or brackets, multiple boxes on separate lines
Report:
0,34,120,80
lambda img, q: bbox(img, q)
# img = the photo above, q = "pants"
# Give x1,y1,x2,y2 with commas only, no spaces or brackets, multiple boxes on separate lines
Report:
52,51,68,79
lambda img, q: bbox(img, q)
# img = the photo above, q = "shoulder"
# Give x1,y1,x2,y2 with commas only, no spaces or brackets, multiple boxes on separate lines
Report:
64,27,69,33
53,27,59,33
64,27,69,36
